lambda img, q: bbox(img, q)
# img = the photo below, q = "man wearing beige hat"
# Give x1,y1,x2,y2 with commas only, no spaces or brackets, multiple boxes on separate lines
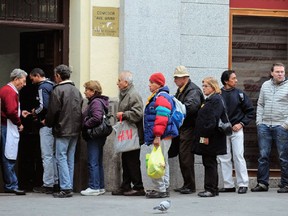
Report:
172,66,204,194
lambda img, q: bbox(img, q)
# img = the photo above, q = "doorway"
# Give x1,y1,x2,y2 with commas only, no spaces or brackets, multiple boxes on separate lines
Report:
230,13,288,175
18,30,63,190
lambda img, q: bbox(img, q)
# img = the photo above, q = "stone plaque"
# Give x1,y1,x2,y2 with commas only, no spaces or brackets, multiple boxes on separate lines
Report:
92,7,119,37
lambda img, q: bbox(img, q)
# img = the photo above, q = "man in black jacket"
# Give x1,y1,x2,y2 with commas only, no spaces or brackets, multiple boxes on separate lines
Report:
218,70,254,194
46,64,83,198
172,66,204,194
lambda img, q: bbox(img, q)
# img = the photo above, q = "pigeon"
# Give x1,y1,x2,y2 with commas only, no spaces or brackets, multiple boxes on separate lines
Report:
153,200,171,212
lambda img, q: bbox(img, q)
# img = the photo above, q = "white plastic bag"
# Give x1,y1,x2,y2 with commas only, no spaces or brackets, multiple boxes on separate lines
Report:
113,120,140,153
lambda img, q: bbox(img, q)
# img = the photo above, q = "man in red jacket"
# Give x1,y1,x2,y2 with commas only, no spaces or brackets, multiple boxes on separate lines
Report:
0,68,28,195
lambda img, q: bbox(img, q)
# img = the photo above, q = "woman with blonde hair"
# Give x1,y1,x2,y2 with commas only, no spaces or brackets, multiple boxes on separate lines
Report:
81,80,109,196
192,77,227,197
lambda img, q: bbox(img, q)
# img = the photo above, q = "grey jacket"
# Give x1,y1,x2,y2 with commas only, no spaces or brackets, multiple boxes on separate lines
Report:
256,78,288,129
46,80,83,137
118,84,144,144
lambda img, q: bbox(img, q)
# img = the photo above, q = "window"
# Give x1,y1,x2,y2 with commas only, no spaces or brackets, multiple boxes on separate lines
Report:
0,0,62,23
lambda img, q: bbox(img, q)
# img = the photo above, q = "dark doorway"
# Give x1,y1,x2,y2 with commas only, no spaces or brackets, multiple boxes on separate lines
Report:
17,30,63,191
20,30,63,80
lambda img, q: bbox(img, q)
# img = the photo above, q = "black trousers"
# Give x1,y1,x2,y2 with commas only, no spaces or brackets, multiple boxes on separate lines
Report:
202,154,218,194
178,127,195,190
121,148,144,191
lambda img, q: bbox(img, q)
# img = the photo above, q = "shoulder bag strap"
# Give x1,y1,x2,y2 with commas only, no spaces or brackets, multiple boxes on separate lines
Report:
219,96,230,122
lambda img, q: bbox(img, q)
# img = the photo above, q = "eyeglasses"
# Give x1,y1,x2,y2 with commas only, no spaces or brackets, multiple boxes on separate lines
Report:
202,85,211,88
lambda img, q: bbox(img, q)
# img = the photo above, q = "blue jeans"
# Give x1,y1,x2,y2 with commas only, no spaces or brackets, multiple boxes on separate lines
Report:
1,125,18,191
39,126,58,187
87,137,106,189
55,136,78,190
257,124,288,186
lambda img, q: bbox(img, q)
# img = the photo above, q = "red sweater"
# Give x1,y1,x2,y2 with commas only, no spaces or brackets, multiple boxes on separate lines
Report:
0,84,21,126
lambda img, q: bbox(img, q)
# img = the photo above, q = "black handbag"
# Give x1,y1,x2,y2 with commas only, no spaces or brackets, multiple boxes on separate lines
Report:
218,97,233,136
87,100,113,138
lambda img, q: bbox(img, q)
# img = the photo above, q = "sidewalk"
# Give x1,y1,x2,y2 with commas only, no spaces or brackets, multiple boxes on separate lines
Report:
0,188,286,216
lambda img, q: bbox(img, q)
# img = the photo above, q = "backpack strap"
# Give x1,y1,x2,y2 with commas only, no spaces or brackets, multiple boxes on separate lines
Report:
156,92,174,108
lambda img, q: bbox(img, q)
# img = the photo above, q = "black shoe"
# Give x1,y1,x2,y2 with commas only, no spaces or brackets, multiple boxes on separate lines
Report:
112,188,128,195
198,191,215,197
5,189,26,195
123,189,145,196
33,186,54,194
53,184,60,192
180,188,195,194
277,186,288,193
145,190,168,198
251,184,268,192
238,187,248,194
219,187,236,192
53,190,73,198
174,186,185,192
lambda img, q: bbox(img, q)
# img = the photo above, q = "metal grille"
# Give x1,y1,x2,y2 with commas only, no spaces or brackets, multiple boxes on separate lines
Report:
0,0,62,23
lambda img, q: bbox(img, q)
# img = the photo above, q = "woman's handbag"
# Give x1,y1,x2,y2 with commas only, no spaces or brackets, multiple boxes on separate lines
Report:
218,118,232,136
113,119,140,153
218,97,233,136
146,146,165,179
87,100,113,138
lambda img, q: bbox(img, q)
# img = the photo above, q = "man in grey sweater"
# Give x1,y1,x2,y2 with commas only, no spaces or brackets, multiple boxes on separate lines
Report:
252,62,288,193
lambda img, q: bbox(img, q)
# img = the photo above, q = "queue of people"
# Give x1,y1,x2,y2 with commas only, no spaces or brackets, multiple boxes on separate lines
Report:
0,63,287,198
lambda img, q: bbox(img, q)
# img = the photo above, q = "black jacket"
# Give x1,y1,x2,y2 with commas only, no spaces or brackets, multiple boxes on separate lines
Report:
46,81,83,137
221,87,254,126
175,79,204,128
192,93,227,156
169,79,204,158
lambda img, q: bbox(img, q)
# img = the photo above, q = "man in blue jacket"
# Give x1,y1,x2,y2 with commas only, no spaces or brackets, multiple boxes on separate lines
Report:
218,70,254,194
29,68,58,194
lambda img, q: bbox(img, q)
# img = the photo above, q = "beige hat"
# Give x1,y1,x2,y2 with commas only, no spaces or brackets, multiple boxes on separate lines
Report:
173,65,189,77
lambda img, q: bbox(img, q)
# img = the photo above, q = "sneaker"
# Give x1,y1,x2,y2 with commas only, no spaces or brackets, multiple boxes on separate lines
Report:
80,188,101,196
251,183,268,192
145,190,168,198
99,189,106,195
238,187,248,194
277,186,288,193
33,186,54,194
53,190,73,198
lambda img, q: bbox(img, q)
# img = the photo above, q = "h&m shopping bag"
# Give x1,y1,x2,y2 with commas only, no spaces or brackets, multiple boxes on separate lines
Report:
113,120,140,153
146,146,165,179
